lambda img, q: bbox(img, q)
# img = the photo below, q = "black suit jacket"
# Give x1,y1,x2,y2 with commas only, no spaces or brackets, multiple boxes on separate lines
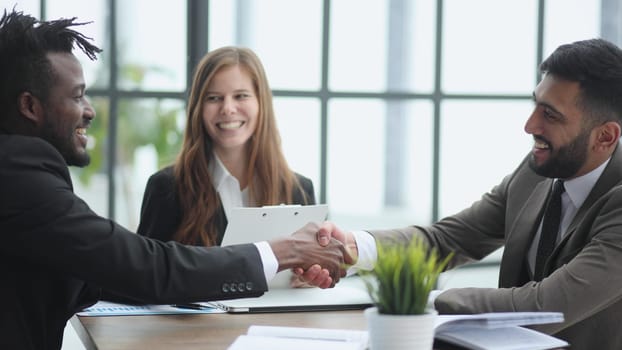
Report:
0,135,268,350
137,165,316,245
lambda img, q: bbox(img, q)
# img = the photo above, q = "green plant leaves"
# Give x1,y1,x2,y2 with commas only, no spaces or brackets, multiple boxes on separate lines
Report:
362,237,453,315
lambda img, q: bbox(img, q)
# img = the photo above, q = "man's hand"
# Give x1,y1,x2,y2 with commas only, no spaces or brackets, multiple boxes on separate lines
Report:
268,222,354,288
317,221,358,262
289,264,332,289
292,221,359,286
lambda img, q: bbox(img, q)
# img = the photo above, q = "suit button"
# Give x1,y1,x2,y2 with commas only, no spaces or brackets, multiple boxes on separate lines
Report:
238,283,245,292
222,283,229,292
230,283,237,292
245,282,253,291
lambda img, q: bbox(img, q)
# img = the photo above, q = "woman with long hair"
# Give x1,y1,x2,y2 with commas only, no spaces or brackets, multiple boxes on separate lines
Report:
137,46,315,246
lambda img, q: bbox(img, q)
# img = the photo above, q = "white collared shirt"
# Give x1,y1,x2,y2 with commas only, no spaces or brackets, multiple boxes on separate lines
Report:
208,153,278,282
208,154,251,218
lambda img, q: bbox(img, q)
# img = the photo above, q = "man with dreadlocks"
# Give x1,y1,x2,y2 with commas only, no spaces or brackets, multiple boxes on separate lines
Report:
0,9,351,349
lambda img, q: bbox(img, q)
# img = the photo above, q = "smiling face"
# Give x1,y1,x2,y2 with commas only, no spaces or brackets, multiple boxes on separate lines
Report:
524,73,598,179
201,65,259,158
39,52,95,166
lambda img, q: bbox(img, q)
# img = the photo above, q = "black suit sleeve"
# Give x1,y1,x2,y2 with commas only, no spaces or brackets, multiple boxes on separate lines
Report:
0,136,268,304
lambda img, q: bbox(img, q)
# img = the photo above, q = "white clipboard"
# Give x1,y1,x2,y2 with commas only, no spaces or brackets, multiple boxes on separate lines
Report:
221,204,329,289
221,204,329,246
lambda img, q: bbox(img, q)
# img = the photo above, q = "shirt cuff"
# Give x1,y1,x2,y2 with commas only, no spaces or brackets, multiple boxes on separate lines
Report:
427,289,444,309
254,241,278,282
349,230,378,273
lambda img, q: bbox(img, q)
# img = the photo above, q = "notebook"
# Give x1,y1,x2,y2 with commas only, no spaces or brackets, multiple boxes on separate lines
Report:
221,204,330,289
206,276,373,313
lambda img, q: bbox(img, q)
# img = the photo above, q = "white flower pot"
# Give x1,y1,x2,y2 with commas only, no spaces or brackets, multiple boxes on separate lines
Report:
365,306,437,350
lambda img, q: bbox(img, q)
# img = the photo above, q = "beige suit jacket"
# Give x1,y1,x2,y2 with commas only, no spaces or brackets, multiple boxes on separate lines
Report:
370,145,622,349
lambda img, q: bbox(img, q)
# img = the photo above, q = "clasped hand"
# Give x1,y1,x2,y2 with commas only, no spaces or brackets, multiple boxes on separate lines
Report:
287,222,357,289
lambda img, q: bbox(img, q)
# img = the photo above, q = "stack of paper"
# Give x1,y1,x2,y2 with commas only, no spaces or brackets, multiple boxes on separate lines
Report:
228,312,568,350
434,312,568,350
435,312,565,330
228,326,368,350
435,326,567,350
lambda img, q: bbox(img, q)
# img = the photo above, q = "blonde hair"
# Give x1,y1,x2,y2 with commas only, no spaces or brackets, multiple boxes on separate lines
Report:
173,46,308,245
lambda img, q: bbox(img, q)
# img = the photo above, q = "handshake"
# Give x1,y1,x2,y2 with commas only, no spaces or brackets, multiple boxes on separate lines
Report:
268,222,358,289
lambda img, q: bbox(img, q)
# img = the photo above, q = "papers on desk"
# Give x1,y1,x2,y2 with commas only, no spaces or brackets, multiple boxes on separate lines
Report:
435,311,565,331
76,301,225,316
228,326,368,350
435,326,568,350
228,312,568,350
434,312,568,350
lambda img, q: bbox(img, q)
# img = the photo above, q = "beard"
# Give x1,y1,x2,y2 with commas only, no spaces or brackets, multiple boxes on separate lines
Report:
40,115,91,167
528,128,590,179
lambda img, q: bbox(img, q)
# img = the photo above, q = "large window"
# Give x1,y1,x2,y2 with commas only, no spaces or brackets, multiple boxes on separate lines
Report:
203,0,605,237
7,0,617,287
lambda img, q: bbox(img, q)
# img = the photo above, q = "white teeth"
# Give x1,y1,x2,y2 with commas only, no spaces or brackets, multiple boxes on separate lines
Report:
76,128,86,135
534,140,549,149
218,121,243,130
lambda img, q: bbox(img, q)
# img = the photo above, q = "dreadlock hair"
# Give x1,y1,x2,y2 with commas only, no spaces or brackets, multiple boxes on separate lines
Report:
0,8,102,126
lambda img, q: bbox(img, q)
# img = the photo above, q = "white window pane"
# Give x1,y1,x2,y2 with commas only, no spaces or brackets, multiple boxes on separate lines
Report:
439,265,500,288
544,0,601,56
73,172,109,217
442,0,538,94
115,99,186,231
209,0,323,90
403,102,435,224
329,1,387,92
2,1,39,16
116,0,186,91
409,0,437,93
328,100,384,218
208,1,236,46
328,99,434,229
46,0,108,89
330,0,436,93
439,100,533,218
273,97,322,200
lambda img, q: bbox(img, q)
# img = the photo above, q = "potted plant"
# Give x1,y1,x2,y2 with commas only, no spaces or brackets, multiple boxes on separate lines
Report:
362,237,453,350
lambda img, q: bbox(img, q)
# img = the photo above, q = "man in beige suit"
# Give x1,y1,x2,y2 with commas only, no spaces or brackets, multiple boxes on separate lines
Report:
305,39,622,349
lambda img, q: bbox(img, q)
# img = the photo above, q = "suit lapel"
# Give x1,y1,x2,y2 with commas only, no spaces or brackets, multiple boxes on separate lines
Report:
500,179,552,287
215,206,228,245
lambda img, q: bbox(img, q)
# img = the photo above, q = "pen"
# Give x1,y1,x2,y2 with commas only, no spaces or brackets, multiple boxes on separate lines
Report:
172,303,209,310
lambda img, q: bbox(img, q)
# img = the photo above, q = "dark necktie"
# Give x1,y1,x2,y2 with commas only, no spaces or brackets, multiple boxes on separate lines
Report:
534,180,565,281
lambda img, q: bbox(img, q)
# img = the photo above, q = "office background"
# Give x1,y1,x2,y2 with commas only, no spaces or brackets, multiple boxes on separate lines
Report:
4,0,621,288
